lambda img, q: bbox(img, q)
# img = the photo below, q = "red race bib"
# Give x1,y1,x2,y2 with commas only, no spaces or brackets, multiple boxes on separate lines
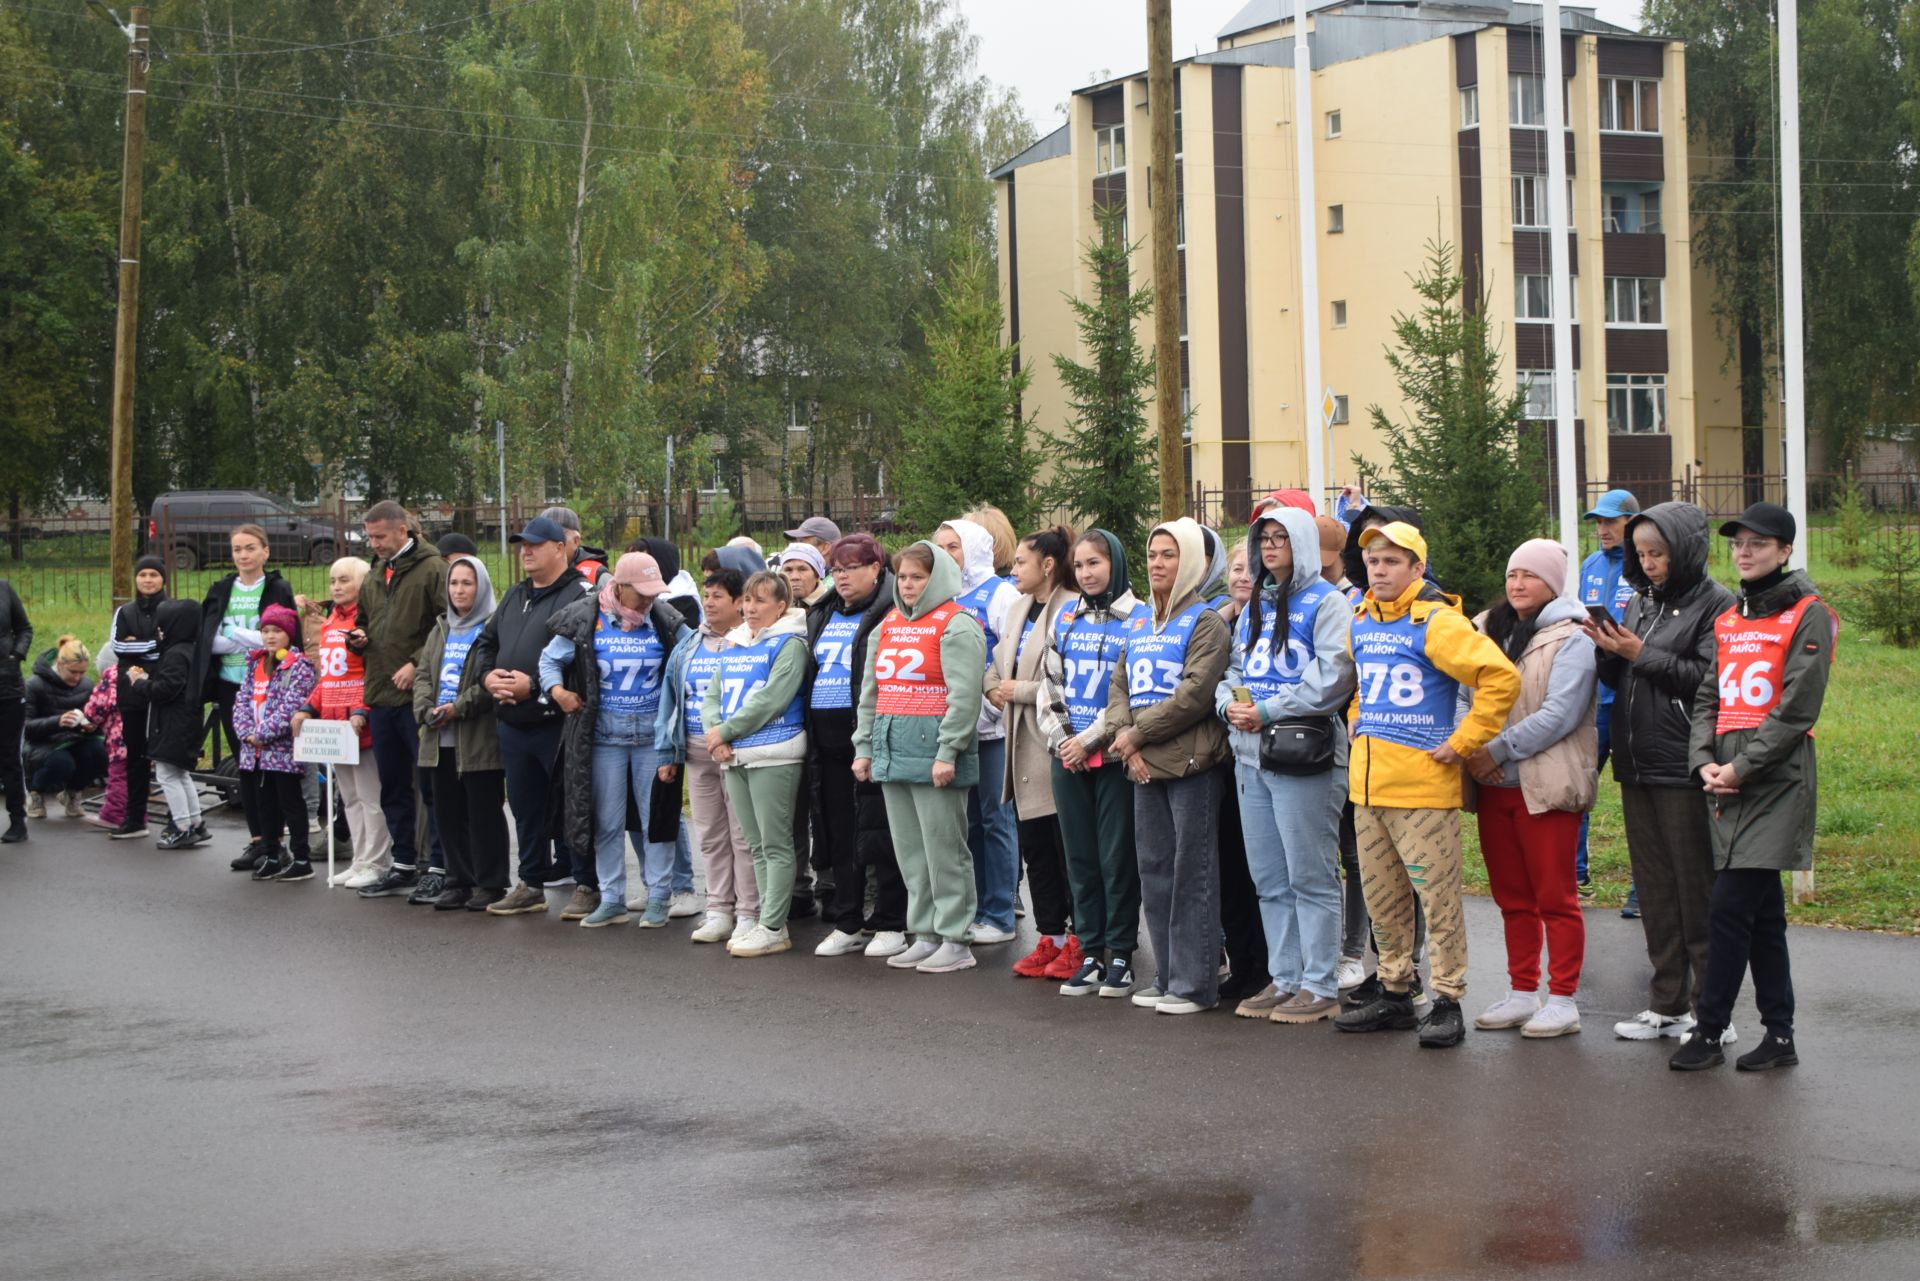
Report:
873,601,963,717
1713,595,1836,734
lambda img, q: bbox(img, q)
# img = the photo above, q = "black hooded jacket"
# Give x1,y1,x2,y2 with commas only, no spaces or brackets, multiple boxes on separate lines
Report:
1340,503,1444,592
1595,501,1736,788
196,570,295,701
127,599,209,769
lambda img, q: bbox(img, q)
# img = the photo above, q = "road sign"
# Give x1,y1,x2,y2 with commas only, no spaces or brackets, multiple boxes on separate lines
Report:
293,720,361,765
1321,386,1339,429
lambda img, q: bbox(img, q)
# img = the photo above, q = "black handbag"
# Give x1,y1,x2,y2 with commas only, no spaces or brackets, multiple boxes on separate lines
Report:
1257,715,1338,775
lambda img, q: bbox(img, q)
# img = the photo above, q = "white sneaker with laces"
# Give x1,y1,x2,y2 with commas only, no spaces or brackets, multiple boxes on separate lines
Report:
1613,1009,1695,1041
727,924,768,956
667,891,703,919
1475,990,1542,1030
968,922,1016,945
690,911,735,944
886,939,940,969
733,925,792,958
729,915,757,943
864,930,909,958
326,867,358,887
814,929,866,957
1336,955,1367,990
341,866,385,890
916,941,976,973
1521,995,1581,1038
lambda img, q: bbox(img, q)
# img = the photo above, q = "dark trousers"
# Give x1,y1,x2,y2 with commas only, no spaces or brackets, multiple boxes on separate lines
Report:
214,682,268,837
1135,770,1223,1006
121,674,152,826
433,750,509,893
1696,868,1795,1041
211,680,242,757
369,704,440,870
1621,783,1716,1018
499,720,564,887
1051,758,1139,958
1016,814,1073,938
812,753,907,933
1214,763,1269,990
245,767,310,860
30,739,110,793
1339,799,1370,958
1,696,29,819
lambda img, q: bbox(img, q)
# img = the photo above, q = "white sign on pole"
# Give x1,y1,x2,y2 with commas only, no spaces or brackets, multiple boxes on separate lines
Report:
293,720,361,765
1321,387,1338,430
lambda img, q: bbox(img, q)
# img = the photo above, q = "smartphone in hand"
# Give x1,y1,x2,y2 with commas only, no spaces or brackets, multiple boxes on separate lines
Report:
1584,604,1618,630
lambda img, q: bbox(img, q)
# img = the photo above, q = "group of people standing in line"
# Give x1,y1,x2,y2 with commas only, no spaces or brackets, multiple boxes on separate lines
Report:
0,484,1833,1072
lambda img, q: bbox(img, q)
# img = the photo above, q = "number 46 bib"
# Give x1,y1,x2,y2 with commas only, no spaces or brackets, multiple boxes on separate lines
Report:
1713,595,1834,733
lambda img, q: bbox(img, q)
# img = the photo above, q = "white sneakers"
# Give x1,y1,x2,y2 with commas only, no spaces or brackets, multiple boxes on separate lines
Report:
864,931,909,959
886,939,940,969
341,866,385,890
917,941,976,973
667,892,703,919
729,924,792,957
326,867,357,888
1613,1009,1696,1041
60,790,83,818
689,911,735,944
1475,990,1542,1030
814,929,867,957
1156,995,1207,1015
1335,955,1367,990
1521,995,1581,1038
968,922,1016,945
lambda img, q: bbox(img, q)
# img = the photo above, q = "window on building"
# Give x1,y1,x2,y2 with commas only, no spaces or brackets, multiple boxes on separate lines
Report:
1511,176,1575,230
1331,299,1348,328
1602,182,1663,234
1173,106,1183,158
1328,204,1344,234
1460,85,1479,129
1331,395,1350,425
1095,123,1126,175
1518,369,1578,420
1326,110,1342,139
1607,373,1667,434
1176,193,1186,250
1599,76,1661,133
1515,274,1577,321
1509,73,1545,126
1604,277,1664,326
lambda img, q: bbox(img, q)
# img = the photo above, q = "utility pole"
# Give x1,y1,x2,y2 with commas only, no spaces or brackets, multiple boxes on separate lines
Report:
1541,0,1579,567
1778,0,1808,572
1292,39,1326,513
1146,0,1183,521
102,3,150,609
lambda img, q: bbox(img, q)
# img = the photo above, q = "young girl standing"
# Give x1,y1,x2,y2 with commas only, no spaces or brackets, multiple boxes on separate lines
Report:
232,604,319,882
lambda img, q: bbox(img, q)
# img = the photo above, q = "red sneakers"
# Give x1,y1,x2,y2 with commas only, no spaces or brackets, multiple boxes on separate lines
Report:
1040,936,1085,981
1012,936,1061,977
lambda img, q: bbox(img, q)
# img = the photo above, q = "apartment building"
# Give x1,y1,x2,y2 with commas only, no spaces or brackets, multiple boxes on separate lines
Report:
992,0,1775,516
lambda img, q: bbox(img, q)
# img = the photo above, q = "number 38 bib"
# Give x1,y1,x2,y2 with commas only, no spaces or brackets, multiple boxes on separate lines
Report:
1349,609,1459,751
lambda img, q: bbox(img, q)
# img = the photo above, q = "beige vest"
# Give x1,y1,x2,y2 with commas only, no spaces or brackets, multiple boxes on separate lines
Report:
1473,613,1599,815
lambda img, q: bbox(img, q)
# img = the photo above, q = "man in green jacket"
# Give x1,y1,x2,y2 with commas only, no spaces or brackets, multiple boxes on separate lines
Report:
1671,502,1835,1073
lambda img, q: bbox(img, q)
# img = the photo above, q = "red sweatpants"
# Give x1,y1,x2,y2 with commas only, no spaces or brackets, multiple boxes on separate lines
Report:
1476,785,1586,997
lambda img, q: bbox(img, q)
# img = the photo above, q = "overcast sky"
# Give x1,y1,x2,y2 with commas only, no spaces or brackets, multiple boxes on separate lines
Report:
966,0,1647,132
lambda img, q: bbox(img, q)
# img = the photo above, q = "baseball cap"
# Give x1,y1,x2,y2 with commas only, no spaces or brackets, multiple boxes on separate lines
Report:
510,516,568,546
1357,521,1429,566
611,551,667,594
784,515,842,543
1314,516,1346,572
1718,501,1796,544
1584,489,1642,520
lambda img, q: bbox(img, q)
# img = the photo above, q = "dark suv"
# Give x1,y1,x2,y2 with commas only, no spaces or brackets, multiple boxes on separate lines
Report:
145,490,353,572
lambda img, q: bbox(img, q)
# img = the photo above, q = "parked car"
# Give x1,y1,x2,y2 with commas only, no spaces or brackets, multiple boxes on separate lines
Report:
145,490,356,572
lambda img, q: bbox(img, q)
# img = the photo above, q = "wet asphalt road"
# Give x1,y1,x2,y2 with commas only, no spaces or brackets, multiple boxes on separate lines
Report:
4,807,1919,1281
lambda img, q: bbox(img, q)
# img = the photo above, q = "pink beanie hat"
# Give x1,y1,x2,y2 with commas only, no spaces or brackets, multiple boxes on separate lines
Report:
1507,538,1570,595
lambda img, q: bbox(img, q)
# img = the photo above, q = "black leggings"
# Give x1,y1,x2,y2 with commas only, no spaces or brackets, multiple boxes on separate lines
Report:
1017,815,1073,937
244,768,309,860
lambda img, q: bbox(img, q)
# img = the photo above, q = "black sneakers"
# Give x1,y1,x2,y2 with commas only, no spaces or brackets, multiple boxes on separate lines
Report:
358,866,420,899
1736,1033,1798,1072
1097,956,1136,998
1417,997,1466,1048
1059,957,1105,996
108,819,149,840
230,838,269,871
156,825,195,851
250,849,291,881
1669,1031,1726,1071
431,885,473,911
1335,988,1419,1033
407,871,447,905
270,859,315,883
464,887,509,912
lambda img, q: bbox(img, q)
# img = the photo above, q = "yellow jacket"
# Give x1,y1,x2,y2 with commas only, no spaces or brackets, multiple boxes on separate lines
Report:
1347,579,1520,809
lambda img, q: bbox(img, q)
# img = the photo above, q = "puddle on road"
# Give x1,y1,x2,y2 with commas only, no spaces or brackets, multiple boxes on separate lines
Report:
0,993,309,1080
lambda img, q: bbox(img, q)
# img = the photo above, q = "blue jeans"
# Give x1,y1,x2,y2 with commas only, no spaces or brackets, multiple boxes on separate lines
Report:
591,709,674,907
966,736,1020,931
1576,701,1612,881
1236,762,1347,999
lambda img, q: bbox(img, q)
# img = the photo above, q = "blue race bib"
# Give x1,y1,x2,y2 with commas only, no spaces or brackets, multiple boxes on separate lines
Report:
1350,610,1459,751
1239,579,1336,701
810,610,863,711
957,577,1007,671
1054,602,1137,734
682,643,725,739
714,633,805,748
1125,601,1208,709
593,613,665,716
438,624,479,707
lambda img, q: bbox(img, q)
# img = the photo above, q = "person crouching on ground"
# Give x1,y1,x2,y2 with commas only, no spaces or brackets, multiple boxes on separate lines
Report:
233,604,319,882
1670,502,1835,1073
1107,518,1233,1015
853,542,986,974
1334,522,1518,1048
1463,539,1598,1040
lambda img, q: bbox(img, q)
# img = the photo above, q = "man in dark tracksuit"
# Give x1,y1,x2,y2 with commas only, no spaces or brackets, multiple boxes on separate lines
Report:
0,579,33,842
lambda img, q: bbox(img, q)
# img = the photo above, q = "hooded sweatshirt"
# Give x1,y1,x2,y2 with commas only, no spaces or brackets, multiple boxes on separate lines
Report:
1105,517,1232,780
705,605,811,768
128,599,206,770
852,541,986,785
1038,530,1143,754
942,518,1020,743
1215,507,1356,770
1341,503,1444,598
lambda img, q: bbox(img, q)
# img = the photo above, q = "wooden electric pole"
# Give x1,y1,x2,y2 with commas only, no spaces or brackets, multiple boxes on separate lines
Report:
1146,0,1183,521
106,4,150,609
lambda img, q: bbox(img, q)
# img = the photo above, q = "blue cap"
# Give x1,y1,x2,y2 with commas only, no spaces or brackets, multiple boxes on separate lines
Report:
509,516,568,546
1584,488,1641,520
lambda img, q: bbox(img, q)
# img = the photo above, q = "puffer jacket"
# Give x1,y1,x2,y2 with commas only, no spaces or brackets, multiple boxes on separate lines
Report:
231,649,318,774
358,538,448,708
1596,502,1736,788
24,650,101,768
1688,568,1835,872
804,566,896,765
852,542,986,786
1105,518,1233,782
82,666,126,763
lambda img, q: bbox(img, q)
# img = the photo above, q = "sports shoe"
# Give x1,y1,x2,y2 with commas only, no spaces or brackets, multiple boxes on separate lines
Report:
886,939,940,969
1335,987,1418,1033
1129,985,1165,1009
0,818,25,844
864,930,910,959
1669,1032,1725,1071
580,901,631,928
487,883,549,915
729,915,758,944
432,886,474,911
230,838,268,869
969,921,1016,945
341,866,385,890
1736,1033,1798,1071
1620,889,1641,919
1234,983,1289,1019
326,866,358,887
1475,990,1542,1030
1684,1021,1737,1047
182,824,212,848
690,911,736,944
916,941,975,973
407,871,447,905
1417,997,1467,1048
26,793,45,820
110,820,148,840
1060,957,1105,996
251,850,291,881
559,886,601,921
666,891,703,919
60,790,83,818
1576,877,1596,901
1098,957,1136,998
1270,991,1340,1024
1614,1010,1696,1041
1012,937,1062,977
1521,996,1581,1038
637,898,670,929
1336,955,1367,990
1041,936,1085,981
732,924,793,958
155,826,198,851
465,887,508,912
1341,973,1383,1010
357,866,419,899
1157,995,1209,1015
815,929,867,957
270,860,315,883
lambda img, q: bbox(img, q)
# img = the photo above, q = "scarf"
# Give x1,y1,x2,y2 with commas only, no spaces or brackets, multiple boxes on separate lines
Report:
598,579,650,631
